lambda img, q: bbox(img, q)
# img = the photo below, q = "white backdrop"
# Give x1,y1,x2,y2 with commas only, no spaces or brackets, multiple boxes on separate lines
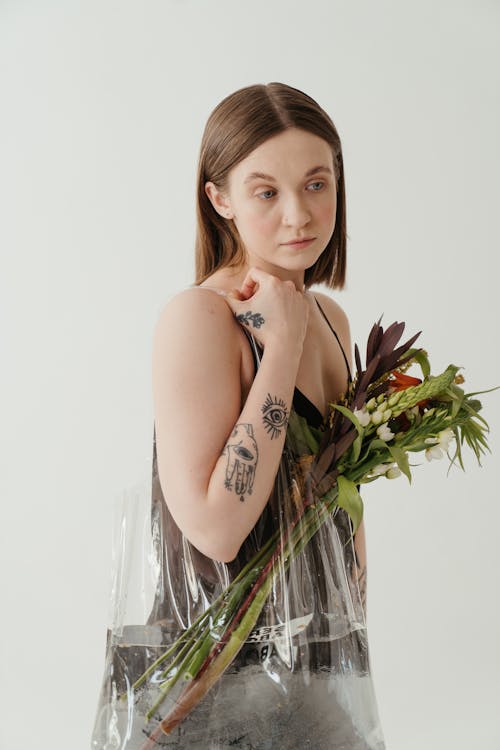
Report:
1,2,499,749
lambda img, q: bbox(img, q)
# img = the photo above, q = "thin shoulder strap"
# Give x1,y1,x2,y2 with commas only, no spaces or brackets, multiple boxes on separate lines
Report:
313,295,352,382
240,324,262,370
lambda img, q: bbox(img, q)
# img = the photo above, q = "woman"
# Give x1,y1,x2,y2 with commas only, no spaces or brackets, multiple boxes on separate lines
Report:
92,82,385,750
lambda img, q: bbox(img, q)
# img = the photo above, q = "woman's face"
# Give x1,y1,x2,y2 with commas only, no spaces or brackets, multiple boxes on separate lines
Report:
206,127,337,283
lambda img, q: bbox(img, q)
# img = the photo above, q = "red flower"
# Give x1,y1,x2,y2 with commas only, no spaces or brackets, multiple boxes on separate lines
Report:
390,370,422,391
390,370,429,412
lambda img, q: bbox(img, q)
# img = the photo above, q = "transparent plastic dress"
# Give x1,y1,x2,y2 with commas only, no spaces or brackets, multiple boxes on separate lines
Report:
91,289,386,750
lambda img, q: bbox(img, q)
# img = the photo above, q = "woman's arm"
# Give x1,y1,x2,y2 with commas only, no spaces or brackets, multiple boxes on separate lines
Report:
152,287,305,563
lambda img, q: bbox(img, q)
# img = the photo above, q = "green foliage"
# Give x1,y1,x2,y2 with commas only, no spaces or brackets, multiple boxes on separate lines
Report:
336,475,363,534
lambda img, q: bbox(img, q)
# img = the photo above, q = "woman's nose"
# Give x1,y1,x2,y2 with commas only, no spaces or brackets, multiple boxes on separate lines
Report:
282,195,311,227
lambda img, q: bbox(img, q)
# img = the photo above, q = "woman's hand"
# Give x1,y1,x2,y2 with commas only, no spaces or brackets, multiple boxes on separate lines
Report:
224,266,309,352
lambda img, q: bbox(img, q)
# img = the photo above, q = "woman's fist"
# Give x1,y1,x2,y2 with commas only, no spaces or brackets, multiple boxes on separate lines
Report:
225,267,309,352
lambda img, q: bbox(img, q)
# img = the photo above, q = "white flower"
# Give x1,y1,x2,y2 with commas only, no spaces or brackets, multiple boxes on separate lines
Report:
425,428,455,461
370,463,392,476
377,423,395,441
386,466,402,479
366,397,377,411
353,406,370,427
371,410,384,425
437,428,454,451
425,444,444,461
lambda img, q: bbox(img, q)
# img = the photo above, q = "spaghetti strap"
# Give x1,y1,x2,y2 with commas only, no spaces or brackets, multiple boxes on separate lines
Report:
312,295,353,383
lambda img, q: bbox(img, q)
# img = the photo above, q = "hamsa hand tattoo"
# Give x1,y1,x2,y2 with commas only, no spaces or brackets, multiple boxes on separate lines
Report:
223,423,258,502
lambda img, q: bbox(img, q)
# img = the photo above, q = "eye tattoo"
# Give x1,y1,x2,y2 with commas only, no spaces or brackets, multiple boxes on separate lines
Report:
261,393,289,439
222,423,258,502
235,311,265,329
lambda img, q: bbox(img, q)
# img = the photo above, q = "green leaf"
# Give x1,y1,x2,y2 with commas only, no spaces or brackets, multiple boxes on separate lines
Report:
407,347,431,379
387,443,412,483
330,404,366,462
336,475,364,533
331,404,364,437
370,438,389,450
351,433,363,463
464,385,500,398
286,409,322,454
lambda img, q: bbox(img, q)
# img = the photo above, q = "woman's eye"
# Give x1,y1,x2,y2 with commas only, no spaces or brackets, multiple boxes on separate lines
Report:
257,189,275,201
257,182,325,201
308,181,325,191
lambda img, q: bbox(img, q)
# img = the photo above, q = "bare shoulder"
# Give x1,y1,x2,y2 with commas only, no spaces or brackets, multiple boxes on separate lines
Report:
154,286,237,340
152,285,243,424
153,287,241,364
312,290,351,339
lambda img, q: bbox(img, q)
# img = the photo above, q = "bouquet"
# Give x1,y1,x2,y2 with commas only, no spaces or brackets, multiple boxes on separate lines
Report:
125,318,495,750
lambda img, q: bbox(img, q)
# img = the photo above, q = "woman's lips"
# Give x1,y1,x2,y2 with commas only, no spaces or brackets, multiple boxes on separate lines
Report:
282,238,315,247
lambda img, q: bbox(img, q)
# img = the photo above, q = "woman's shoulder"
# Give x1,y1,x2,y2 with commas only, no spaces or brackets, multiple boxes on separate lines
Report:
152,284,243,371
311,289,350,334
155,284,234,329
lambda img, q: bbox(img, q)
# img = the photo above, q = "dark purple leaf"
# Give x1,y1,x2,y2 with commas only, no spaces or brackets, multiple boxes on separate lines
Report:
366,322,384,364
334,429,357,459
354,343,362,375
312,443,337,483
377,321,405,359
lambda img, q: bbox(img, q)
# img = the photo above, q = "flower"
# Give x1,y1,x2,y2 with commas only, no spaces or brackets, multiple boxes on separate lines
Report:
369,463,393,476
353,406,371,427
389,369,430,410
425,444,444,461
371,410,384,425
377,423,395,441
386,467,402,479
425,428,455,461
390,370,423,392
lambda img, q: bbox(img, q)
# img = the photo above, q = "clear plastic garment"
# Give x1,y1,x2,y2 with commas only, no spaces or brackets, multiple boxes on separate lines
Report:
91,290,386,750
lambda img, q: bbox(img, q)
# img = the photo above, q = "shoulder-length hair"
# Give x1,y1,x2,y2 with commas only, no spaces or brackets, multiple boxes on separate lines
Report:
194,82,347,290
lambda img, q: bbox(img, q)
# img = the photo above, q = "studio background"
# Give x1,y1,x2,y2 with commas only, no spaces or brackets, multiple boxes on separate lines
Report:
1,2,499,749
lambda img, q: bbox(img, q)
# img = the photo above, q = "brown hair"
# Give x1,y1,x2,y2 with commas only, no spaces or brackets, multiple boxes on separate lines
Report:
194,82,347,290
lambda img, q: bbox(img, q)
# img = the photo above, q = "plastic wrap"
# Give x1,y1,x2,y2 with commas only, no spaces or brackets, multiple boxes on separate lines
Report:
91,313,386,750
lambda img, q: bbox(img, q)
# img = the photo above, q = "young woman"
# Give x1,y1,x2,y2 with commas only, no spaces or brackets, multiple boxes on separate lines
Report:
146,82,385,749
92,82,386,750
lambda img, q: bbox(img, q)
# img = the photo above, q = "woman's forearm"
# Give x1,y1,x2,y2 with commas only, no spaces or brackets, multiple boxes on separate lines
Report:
198,340,303,562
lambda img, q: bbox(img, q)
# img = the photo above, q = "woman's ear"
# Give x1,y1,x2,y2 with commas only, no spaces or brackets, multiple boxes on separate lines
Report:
204,181,234,220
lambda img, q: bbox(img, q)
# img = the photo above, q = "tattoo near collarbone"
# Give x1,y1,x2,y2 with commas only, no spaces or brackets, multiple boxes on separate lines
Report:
223,423,258,502
261,393,289,439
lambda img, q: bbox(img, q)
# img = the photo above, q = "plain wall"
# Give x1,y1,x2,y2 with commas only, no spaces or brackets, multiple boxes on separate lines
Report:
1,2,499,748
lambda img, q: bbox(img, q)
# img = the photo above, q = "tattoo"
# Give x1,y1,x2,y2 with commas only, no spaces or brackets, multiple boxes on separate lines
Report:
235,311,265,329
222,423,258,501
261,393,289,439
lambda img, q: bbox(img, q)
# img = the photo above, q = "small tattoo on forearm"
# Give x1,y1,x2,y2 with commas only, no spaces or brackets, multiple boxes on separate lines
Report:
222,423,258,501
261,393,289,439
235,311,265,329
